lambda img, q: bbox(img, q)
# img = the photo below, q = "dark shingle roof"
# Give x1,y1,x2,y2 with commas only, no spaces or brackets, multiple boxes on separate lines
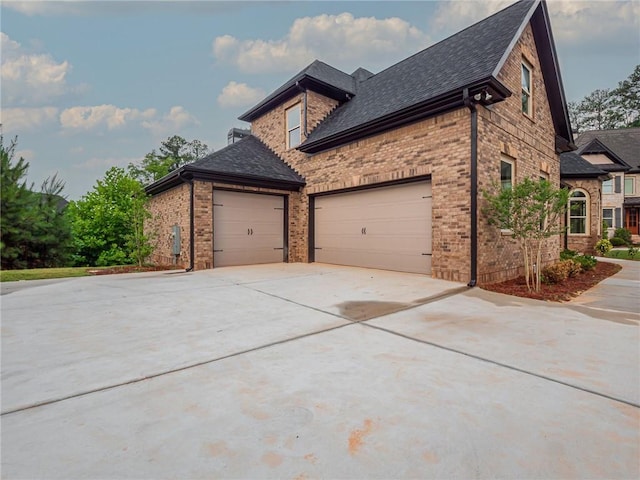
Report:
575,128,640,173
239,60,355,122
302,0,537,148
190,135,304,183
560,152,608,178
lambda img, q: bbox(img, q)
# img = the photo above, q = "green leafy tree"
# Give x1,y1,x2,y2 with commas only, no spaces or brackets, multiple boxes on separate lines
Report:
67,167,154,266
569,65,639,134
1,136,72,269
129,135,211,184
483,178,569,292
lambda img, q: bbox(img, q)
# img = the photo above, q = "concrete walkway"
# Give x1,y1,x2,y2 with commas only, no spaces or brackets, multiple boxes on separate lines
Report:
1,263,638,479
570,257,640,315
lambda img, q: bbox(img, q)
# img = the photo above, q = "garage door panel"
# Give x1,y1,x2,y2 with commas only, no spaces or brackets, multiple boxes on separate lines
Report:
214,191,284,268
315,182,431,275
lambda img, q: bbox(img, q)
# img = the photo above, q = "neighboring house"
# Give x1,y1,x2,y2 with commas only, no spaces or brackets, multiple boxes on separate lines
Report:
146,0,574,284
560,152,609,253
573,128,640,240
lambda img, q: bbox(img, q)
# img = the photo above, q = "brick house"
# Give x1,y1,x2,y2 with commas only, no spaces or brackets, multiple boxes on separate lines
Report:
572,129,640,242
560,152,609,253
146,0,574,284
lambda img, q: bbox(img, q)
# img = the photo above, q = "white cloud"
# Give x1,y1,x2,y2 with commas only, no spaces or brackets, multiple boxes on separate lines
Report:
0,32,79,106
431,0,640,46
217,81,265,108
1,107,59,132
141,106,199,136
213,12,430,73
14,149,35,162
60,105,156,131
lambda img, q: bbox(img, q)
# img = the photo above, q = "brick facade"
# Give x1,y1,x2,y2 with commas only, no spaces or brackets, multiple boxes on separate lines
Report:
564,178,601,254
147,182,190,267
147,19,566,284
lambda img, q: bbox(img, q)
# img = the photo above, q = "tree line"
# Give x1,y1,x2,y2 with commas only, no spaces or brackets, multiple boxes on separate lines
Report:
568,65,639,134
1,135,210,270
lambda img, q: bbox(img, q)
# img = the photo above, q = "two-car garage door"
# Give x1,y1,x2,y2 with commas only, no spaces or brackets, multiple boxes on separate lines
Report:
314,182,432,274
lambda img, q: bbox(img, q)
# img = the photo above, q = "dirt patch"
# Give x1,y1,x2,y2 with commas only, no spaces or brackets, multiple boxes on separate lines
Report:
87,265,177,276
480,261,622,302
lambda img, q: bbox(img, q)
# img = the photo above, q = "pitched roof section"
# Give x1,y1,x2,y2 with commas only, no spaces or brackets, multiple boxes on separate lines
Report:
239,60,355,122
560,152,608,179
575,128,640,173
284,0,572,154
145,136,304,195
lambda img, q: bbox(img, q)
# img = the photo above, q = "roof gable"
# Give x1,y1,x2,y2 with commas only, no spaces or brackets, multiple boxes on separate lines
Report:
576,128,640,172
292,0,572,153
146,136,304,195
239,60,355,122
560,151,608,179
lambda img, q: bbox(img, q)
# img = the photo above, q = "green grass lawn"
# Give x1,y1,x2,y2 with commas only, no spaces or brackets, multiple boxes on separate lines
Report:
604,249,640,261
0,266,111,282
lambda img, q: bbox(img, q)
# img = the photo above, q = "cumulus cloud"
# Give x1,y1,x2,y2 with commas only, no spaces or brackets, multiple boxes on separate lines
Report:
217,81,265,108
1,107,59,132
0,32,80,106
141,106,199,136
213,12,430,73
60,105,156,131
431,0,640,46
14,149,35,162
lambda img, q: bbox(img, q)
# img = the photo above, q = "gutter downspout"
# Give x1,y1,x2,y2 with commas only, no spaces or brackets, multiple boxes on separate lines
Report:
178,170,195,272
463,88,478,288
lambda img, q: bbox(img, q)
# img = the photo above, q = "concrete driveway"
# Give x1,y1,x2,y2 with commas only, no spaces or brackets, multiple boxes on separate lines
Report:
1,263,639,479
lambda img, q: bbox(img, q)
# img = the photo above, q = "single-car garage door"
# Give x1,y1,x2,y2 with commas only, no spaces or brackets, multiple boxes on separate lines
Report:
213,190,285,267
314,182,432,274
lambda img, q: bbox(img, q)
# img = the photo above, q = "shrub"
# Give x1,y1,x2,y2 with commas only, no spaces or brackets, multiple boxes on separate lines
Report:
614,228,632,245
542,260,575,284
595,239,613,255
560,249,578,260
602,220,610,240
610,237,626,247
567,260,582,278
573,254,597,271
629,246,638,259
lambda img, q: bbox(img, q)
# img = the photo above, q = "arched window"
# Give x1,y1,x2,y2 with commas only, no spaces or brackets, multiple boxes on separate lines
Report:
569,189,589,235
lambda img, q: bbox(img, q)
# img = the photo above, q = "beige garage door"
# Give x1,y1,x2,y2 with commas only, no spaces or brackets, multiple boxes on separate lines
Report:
213,190,285,267
314,182,432,274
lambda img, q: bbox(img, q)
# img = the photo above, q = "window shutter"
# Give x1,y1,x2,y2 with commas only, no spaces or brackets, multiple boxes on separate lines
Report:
615,208,621,228
615,176,622,193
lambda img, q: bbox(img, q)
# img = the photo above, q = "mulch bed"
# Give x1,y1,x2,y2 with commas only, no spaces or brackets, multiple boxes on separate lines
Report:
87,265,178,275
480,261,622,302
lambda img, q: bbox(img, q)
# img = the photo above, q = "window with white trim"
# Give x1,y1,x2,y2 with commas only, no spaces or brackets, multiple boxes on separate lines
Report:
568,190,588,235
625,177,634,195
521,60,532,116
286,104,301,149
603,178,613,194
501,157,514,190
603,208,613,228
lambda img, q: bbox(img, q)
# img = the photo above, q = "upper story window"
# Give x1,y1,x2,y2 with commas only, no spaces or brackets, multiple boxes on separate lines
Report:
568,190,588,235
603,178,613,194
625,177,635,195
286,104,301,149
521,60,532,117
501,157,514,190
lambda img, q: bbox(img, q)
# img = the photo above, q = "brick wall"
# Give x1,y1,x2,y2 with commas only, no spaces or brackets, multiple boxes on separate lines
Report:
475,23,562,283
565,178,601,254
146,182,190,267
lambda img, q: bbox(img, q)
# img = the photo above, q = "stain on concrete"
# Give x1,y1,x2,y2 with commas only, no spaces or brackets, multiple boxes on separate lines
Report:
261,451,283,468
205,441,232,458
348,419,374,455
423,450,439,464
337,301,410,321
304,453,318,464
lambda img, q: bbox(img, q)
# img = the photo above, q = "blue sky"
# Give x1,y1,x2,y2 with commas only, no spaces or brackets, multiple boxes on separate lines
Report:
2,0,639,200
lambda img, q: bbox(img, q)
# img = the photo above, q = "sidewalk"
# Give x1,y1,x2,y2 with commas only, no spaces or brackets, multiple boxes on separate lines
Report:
570,257,640,316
